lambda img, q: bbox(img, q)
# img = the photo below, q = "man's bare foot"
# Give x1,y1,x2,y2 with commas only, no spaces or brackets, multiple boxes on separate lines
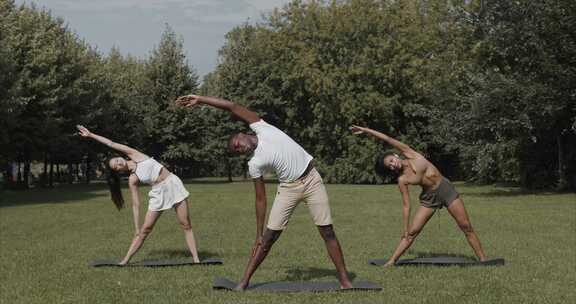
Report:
340,280,353,289
193,257,201,263
118,260,129,266
233,282,248,291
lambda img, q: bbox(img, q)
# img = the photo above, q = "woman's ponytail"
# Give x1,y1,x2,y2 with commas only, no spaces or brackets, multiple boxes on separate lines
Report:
105,160,125,210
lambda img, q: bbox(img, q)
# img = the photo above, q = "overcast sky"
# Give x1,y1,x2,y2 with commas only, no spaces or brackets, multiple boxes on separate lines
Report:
15,0,292,78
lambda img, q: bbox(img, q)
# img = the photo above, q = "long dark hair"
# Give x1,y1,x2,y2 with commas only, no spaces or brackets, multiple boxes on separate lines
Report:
105,158,125,210
374,151,400,178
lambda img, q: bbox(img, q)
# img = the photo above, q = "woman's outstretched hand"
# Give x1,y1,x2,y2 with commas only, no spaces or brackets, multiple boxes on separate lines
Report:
350,125,369,135
76,125,92,137
175,94,201,108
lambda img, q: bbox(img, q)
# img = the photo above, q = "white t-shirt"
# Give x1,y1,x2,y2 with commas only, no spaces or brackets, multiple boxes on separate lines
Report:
248,120,313,183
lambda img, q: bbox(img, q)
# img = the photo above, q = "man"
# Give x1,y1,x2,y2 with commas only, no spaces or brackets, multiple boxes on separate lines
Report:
176,95,353,290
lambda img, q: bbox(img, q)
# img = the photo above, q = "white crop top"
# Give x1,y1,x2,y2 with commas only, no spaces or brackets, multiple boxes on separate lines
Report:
134,158,163,185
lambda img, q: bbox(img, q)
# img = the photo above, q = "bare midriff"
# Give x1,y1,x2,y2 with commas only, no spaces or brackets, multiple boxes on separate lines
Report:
403,159,443,192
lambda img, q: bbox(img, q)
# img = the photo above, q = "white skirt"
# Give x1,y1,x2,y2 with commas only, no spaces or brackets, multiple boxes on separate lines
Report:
148,174,189,211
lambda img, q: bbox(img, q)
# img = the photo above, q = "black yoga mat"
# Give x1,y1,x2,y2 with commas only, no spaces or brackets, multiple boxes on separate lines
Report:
368,256,505,267
89,258,223,267
212,277,382,292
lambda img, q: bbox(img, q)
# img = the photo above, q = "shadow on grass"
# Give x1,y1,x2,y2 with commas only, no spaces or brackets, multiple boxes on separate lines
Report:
462,187,569,198
183,177,279,184
147,249,221,259
408,250,476,260
0,182,109,208
183,179,235,184
282,267,357,281
463,189,532,198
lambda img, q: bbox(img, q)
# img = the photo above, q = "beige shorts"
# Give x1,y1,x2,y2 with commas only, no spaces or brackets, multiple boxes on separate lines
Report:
148,174,189,211
267,168,333,230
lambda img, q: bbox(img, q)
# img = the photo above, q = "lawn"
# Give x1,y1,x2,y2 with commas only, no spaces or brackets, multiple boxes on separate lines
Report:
1,180,575,304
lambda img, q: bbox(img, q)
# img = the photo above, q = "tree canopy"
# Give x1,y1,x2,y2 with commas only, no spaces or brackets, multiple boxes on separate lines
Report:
1,0,574,190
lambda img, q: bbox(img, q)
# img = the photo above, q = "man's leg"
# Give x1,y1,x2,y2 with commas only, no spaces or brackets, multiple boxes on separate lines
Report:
446,198,487,261
317,225,353,289
235,229,282,290
236,181,301,290
384,206,436,266
304,169,352,288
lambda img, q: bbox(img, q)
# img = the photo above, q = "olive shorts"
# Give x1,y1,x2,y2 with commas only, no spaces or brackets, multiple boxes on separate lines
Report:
419,178,460,209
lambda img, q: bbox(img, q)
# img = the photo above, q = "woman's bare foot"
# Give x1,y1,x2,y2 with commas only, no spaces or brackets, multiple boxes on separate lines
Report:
118,259,129,266
383,260,395,267
193,257,201,263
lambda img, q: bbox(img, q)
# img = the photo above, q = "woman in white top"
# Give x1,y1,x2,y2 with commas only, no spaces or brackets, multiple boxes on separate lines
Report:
77,125,200,265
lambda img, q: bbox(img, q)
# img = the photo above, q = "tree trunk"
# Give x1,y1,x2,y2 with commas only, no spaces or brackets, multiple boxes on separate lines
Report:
226,158,232,182
23,161,30,189
49,161,54,188
76,162,82,182
67,161,73,184
85,158,91,184
76,162,81,182
16,161,22,184
557,135,567,190
3,164,10,188
43,153,48,187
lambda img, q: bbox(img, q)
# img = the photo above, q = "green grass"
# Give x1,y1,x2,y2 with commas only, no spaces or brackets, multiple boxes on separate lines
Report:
1,180,575,304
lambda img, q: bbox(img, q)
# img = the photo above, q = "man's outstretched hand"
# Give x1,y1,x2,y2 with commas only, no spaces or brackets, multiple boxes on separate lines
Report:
175,94,201,108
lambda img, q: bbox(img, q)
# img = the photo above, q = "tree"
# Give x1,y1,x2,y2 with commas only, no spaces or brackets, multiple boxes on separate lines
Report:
440,0,576,189
208,0,471,183
145,25,202,175
2,3,103,187
0,0,18,169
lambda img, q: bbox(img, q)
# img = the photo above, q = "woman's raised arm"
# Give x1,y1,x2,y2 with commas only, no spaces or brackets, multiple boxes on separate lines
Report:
76,125,147,161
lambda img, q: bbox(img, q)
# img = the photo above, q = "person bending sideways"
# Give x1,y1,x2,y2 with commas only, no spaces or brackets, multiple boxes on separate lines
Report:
350,125,488,266
77,125,201,265
176,95,353,290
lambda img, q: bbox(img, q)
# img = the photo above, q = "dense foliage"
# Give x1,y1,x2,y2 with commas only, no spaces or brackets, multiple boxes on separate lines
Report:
1,0,574,190
203,0,576,189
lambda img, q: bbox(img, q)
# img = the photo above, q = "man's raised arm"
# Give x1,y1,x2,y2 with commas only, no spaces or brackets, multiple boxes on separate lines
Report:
176,95,260,124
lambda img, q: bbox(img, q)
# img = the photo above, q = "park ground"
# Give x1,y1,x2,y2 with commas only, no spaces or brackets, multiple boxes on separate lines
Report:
0,180,575,304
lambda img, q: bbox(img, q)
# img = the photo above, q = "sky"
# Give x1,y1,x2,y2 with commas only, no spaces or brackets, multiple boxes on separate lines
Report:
15,0,293,78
